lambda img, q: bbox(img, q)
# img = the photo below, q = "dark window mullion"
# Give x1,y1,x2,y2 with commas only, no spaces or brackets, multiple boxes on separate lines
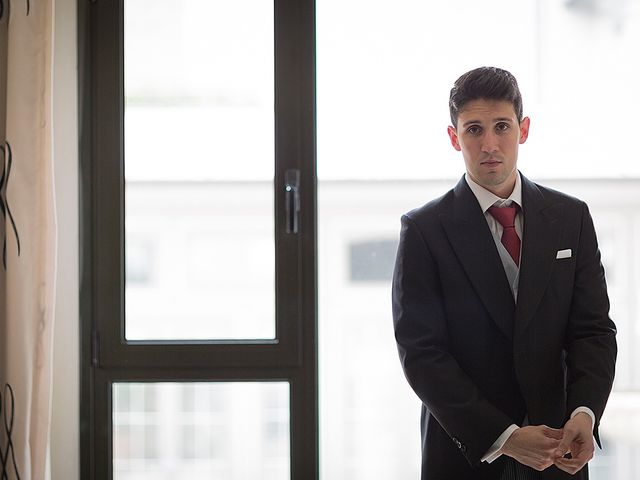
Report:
275,0,318,477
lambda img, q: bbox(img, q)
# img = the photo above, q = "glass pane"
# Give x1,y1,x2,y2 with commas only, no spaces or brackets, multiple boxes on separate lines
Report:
113,382,290,479
318,1,640,479
124,0,275,340
317,0,640,181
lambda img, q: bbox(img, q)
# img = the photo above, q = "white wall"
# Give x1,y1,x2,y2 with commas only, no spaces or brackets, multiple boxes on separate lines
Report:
51,0,79,477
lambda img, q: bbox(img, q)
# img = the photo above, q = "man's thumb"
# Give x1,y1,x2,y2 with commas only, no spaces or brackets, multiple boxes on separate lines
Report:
555,439,570,458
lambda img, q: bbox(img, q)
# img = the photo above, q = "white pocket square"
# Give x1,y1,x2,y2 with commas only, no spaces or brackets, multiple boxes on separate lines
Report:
556,249,572,259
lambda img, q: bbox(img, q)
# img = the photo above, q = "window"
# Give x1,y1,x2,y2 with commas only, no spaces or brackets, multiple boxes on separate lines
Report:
317,1,640,479
82,0,640,478
80,0,316,478
349,240,397,283
112,382,290,479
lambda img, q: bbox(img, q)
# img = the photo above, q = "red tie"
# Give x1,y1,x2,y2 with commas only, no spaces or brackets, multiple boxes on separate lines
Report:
488,205,521,266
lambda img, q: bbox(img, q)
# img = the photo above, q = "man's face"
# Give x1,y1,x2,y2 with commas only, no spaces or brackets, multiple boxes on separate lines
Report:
447,99,530,198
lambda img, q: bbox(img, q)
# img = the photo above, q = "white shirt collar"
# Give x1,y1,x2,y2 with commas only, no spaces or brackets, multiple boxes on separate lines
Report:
464,171,523,213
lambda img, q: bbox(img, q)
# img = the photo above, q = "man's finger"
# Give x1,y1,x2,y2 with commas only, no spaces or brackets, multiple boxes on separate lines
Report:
554,441,570,459
554,457,587,475
569,444,594,464
554,429,576,458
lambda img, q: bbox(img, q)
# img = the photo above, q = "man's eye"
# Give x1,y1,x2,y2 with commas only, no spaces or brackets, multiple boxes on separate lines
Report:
466,126,481,135
496,122,510,132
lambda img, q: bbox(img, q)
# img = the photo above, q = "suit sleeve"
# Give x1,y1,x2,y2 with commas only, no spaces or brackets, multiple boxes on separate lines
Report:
392,214,514,465
564,202,617,447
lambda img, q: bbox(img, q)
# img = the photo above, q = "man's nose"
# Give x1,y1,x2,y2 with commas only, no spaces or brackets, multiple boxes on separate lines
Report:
481,132,499,153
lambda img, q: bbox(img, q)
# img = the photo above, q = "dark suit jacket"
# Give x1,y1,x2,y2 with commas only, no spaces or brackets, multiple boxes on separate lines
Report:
392,174,617,480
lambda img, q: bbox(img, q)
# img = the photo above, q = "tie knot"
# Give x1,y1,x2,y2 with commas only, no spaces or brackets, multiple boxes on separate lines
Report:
488,205,518,228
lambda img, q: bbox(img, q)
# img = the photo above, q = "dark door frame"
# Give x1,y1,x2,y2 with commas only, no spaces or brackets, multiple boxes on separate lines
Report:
78,0,317,478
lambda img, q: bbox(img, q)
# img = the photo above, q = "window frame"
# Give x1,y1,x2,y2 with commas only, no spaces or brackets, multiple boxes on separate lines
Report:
78,0,318,477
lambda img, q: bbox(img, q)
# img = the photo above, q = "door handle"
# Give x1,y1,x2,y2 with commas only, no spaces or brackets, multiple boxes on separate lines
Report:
285,169,300,234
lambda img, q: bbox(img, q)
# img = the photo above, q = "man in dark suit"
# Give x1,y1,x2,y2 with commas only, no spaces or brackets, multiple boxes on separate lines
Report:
392,67,617,479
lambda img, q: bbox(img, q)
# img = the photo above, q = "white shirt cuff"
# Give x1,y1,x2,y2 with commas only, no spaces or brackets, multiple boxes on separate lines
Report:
571,406,595,430
482,424,519,463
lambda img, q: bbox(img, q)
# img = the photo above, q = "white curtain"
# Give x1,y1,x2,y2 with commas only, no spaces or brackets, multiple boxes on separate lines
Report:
1,1,57,479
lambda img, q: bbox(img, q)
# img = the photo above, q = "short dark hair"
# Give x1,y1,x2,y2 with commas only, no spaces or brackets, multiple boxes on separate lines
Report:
448,67,523,127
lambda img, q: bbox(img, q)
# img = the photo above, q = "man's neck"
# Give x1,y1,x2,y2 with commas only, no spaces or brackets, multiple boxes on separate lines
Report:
467,172,517,199
465,172,523,213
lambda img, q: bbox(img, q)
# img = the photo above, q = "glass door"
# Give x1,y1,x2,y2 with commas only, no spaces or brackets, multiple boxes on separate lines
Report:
81,0,317,478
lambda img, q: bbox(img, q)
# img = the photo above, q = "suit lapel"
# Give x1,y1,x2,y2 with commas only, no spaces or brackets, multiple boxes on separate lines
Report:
515,175,564,334
440,177,516,340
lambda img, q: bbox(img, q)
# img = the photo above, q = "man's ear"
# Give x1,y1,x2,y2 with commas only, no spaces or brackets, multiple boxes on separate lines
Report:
519,117,531,144
447,126,461,151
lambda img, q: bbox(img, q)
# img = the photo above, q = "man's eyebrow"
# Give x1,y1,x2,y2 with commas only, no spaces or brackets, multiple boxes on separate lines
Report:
461,119,481,128
461,117,515,128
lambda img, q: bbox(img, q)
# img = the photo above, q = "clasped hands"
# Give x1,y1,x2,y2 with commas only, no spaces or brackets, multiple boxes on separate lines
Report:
499,412,594,475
